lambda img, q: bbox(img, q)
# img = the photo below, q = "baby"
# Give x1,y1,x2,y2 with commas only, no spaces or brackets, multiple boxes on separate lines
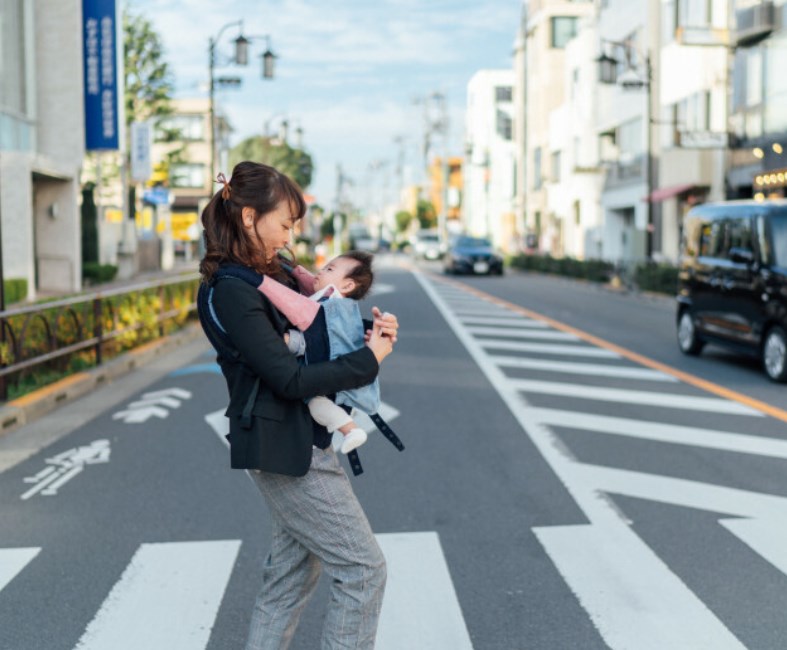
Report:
258,251,380,454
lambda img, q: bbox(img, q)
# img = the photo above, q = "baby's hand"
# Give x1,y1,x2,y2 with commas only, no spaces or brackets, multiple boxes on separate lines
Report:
283,332,290,344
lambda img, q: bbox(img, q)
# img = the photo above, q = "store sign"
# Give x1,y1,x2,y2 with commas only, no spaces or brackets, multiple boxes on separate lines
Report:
83,0,119,150
678,131,728,149
130,121,152,182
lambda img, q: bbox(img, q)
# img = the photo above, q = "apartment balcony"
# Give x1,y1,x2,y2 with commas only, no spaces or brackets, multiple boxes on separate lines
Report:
602,155,646,190
735,0,776,46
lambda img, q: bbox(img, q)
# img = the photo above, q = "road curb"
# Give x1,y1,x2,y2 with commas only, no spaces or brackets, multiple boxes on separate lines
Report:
0,322,206,437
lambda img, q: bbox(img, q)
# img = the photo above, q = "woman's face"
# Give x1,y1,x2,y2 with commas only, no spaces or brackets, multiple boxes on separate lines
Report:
244,201,294,261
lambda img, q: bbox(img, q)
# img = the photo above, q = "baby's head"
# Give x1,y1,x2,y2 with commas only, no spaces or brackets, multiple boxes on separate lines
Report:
313,251,374,299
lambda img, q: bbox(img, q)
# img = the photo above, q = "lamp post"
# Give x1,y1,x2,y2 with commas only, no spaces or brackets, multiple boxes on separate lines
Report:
208,22,276,178
597,40,654,259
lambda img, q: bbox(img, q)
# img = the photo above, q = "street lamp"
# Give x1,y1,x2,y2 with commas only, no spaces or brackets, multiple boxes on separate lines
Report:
597,39,654,259
208,22,277,178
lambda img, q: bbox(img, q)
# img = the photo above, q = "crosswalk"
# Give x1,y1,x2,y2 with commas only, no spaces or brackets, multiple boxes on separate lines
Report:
416,272,787,650
0,532,470,650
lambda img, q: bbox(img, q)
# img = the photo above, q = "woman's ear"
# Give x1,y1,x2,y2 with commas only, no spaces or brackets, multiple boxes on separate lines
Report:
241,207,256,229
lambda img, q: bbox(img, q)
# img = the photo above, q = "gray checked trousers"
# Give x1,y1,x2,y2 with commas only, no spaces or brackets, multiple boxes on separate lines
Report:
245,446,387,650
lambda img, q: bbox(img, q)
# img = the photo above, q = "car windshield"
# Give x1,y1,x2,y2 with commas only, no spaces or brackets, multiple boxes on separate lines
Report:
456,237,491,248
771,212,787,266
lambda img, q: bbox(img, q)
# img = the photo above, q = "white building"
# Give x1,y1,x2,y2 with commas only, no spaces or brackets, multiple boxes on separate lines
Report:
0,0,86,299
656,0,729,262
546,17,605,259
464,69,516,250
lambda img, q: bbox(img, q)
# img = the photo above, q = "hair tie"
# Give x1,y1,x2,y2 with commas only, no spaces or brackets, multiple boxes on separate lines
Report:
216,172,231,200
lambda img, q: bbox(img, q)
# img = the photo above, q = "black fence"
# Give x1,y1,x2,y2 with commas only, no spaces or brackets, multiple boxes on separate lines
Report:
0,274,200,401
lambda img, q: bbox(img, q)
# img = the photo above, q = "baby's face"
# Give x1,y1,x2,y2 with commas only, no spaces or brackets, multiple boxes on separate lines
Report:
313,256,357,293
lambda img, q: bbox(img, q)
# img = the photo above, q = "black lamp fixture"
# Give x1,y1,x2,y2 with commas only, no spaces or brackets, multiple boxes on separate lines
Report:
261,36,276,79
597,52,619,85
234,34,249,65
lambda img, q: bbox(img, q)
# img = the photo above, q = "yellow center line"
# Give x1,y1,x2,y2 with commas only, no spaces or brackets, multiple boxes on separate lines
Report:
431,273,787,424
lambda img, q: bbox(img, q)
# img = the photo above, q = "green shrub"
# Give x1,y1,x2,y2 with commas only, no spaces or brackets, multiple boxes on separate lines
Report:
509,254,614,283
4,278,28,304
83,263,118,284
633,263,679,295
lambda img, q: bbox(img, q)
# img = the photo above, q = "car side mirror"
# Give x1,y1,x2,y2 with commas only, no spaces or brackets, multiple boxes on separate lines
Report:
729,247,755,265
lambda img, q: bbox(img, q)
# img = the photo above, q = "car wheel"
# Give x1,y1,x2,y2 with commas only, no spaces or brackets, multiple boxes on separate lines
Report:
762,326,787,382
677,310,704,355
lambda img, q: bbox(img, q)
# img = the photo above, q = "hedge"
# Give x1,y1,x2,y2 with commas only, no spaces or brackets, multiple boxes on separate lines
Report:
4,278,28,304
83,263,119,284
509,254,679,295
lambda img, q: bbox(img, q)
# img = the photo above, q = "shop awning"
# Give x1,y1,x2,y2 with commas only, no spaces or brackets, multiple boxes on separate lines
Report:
644,183,708,203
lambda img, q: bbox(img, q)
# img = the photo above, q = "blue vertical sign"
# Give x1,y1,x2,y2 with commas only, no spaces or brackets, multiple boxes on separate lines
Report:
83,0,119,150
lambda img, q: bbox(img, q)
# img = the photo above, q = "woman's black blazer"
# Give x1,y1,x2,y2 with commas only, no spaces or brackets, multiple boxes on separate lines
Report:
207,275,379,476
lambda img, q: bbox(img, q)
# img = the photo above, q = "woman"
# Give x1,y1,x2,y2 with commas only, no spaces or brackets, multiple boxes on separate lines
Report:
197,161,398,649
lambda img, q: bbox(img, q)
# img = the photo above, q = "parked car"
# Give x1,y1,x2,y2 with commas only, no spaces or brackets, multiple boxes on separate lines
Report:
348,224,377,252
413,229,445,260
676,199,787,381
443,236,504,275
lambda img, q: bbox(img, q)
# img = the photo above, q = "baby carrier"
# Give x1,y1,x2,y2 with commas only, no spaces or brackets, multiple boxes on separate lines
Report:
197,263,404,475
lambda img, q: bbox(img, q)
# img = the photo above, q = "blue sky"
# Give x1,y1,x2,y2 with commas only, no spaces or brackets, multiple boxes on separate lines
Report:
130,0,521,209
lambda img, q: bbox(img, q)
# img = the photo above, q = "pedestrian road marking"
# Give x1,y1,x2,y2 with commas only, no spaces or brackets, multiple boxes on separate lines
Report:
721,519,787,576
0,547,40,591
416,272,764,647
466,326,577,340
533,524,745,649
478,338,619,357
376,532,473,650
508,378,763,415
73,540,241,650
528,407,787,458
458,315,548,328
490,356,676,381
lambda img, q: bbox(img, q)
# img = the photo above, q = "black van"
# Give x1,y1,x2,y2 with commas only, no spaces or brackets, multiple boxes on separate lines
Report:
676,199,787,381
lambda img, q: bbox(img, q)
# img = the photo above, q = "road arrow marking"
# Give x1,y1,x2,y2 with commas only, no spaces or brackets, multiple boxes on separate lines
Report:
112,387,192,424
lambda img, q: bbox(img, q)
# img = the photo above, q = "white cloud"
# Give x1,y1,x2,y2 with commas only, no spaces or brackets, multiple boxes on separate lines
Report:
130,0,520,202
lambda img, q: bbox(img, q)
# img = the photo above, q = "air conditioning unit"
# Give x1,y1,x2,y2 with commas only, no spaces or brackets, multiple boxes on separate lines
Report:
735,1,775,46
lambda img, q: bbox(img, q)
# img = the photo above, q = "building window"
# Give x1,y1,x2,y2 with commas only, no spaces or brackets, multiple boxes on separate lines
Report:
551,151,562,182
678,0,711,27
618,118,644,159
170,163,206,188
551,17,578,48
155,114,205,142
662,0,677,43
0,0,27,115
495,86,513,103
534,147,543,190
496,110,513,141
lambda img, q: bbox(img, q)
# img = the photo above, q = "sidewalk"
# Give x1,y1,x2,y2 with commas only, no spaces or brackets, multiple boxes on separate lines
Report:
0,259,205,438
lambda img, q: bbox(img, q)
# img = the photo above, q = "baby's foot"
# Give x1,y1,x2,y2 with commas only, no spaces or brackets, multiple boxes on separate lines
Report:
340,428,367,454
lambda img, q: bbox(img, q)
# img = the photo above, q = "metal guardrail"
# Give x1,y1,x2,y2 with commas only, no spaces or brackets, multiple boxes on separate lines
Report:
0,273,200,401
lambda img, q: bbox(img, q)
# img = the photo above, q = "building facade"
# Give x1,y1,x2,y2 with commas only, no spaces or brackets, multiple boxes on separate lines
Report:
0,0,85,299
464,69,516,250
522,0,595,256
727,0,787,200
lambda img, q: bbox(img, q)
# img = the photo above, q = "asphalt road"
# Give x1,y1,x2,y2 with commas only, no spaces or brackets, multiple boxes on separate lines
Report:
1,258,786,649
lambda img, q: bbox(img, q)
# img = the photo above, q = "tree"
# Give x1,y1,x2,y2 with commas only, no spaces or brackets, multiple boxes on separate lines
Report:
416,199,437,229
229,136,314,189
123,10,175,131
395,210,413,233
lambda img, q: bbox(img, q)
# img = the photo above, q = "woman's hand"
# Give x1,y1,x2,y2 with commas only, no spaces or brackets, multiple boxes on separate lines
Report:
366,323,394,364
365,307,399,343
